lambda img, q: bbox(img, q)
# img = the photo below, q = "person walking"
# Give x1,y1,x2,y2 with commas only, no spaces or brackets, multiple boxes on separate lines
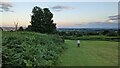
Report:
77,40,80,47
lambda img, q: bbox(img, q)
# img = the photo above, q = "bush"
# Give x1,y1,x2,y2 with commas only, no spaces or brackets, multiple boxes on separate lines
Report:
2,31,66,66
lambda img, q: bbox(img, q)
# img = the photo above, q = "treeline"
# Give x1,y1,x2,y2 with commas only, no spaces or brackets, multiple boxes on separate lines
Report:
58,30,119,36
57,29,120,42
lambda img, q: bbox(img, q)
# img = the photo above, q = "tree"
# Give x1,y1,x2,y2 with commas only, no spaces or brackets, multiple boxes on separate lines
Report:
18,26,24,31
118,29,120,35
27,6,56,33
31,6,44,32
25,25,32,31
102,30,109,35
43,8,56,33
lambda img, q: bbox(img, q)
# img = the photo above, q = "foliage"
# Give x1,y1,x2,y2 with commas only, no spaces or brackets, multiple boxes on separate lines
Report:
101,30,110,35
58,30,118,37
57,30,119,41
27,6,56,33
63,35,120,42
2,31,66,66
18,26,24,31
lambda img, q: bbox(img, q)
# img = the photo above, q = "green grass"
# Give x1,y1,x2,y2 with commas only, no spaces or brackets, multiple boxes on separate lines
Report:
58,40,118,66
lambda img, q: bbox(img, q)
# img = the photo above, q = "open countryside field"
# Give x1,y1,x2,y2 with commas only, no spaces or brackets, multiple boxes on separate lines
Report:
58,40,118,66
2,31,119,66
1,1,119,67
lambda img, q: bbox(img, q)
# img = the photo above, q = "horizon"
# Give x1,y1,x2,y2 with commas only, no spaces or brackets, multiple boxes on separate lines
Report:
1,26,119,29
0,2,119,29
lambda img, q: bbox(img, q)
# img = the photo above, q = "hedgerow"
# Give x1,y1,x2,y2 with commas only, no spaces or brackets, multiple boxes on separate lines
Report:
2,31,66,66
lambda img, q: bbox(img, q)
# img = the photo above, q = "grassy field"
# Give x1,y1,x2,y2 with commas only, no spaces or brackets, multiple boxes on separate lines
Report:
58,40,118,66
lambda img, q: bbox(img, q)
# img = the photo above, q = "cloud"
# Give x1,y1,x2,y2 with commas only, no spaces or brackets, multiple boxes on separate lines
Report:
107,15,120,23
0,2,13,12
59,14,119,28
51,5,74,12
74,14,119,29
75,22,118,29
108,15,119,20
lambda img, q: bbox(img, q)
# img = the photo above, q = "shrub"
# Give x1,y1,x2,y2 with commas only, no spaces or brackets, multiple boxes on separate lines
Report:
2,31,66,66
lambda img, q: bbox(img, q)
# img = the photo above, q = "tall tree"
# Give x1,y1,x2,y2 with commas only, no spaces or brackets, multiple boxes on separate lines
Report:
18,26,24,31
43,8,56,33
28,6,56,33
31,6,44,32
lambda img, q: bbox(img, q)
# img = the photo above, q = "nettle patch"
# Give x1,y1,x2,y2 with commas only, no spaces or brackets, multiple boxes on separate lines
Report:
2,31,67,66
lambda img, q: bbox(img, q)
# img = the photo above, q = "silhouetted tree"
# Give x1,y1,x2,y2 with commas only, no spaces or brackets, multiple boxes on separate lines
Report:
18,26,24,31
43,8,56,33
102,30,109,35
118,29,120,35
27,6,56,33
25,25,32,31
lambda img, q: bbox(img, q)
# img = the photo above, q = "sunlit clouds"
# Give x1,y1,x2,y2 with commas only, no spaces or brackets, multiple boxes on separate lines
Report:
107,15,119,23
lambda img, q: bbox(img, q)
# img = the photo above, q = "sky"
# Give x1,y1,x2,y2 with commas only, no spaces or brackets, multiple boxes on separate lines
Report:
0,0,119,28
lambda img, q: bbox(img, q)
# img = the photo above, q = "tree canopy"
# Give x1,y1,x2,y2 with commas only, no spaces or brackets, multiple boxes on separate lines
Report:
18,26,24,31
27,6,56,33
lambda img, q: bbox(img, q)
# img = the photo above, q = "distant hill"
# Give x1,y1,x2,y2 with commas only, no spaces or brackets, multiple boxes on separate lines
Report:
0,27,27,31
1,27,118,32
0,27,15,31
57,28,118,33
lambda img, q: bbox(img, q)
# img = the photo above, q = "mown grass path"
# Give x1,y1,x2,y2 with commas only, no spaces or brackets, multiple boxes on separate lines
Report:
58,40,118,66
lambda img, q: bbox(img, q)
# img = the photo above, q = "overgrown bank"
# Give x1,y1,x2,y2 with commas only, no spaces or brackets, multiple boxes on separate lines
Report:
2,31,66,66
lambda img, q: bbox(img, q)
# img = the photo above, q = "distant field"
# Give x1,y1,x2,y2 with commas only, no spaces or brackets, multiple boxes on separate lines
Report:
64,35,120,42
58,40,118,66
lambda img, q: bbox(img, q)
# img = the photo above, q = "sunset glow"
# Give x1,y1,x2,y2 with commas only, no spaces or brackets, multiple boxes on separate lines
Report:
0,1,118,28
